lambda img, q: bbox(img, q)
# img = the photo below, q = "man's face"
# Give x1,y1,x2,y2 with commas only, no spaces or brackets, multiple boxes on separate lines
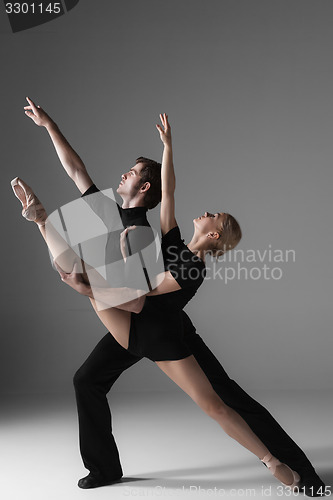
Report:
116,162,145,199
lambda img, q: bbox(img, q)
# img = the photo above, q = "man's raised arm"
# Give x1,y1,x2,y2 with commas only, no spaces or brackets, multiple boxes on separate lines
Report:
24,96,93,194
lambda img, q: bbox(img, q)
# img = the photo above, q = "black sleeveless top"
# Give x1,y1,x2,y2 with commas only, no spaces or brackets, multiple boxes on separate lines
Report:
146,226,206,310
128,226,206,361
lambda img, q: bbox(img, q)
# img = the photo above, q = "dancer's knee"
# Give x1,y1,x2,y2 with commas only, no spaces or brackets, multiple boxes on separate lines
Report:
73,365,91,389
197,394,230,421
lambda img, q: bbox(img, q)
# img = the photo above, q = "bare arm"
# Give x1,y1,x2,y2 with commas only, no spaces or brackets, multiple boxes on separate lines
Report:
60,268,180,300
86,268,182,313
24,97,93,194
156,114,177,235
64,114,182,303
53,253,149,312
51,113,183,309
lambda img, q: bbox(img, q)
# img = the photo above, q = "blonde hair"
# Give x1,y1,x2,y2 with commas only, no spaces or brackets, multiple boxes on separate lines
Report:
211,213,242,258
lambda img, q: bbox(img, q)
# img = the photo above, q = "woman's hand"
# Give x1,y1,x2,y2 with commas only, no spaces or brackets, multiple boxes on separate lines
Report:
24,96,54,128
120,225,137,262
156,113,172,147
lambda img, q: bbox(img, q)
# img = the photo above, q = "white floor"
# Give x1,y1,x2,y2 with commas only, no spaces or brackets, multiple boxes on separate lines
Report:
1,390,332,500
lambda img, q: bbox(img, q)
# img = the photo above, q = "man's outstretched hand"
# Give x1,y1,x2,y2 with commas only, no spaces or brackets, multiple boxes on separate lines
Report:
24,97,54,128
156,113,172,147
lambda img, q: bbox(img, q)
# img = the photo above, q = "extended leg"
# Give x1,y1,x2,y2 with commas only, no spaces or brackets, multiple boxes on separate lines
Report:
11,177,83,273
73,331,142,487
181,312,325,495
156,355,299,488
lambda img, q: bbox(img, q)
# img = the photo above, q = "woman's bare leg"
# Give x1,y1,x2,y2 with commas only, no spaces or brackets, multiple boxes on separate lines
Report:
11,178,143,306
156,355,296,486
12,177,82,273
38,221,84,273
89,298,131,350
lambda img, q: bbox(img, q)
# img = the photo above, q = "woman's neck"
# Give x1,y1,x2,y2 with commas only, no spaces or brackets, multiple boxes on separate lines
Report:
187,235,207,262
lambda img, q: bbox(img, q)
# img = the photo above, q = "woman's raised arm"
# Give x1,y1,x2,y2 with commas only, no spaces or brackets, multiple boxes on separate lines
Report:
156,113,177,235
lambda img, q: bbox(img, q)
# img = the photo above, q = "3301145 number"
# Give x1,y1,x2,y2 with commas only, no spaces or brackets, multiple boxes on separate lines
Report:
5,3,61,14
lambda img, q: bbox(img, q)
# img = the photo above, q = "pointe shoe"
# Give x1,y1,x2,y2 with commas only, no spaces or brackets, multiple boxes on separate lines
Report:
11,177,47,226
261,452,301,489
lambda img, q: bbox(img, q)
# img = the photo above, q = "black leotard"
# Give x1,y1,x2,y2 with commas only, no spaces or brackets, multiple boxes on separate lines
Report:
128,226,206,361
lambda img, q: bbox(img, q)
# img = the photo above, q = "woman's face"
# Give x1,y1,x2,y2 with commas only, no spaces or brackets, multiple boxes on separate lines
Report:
193,212,224,235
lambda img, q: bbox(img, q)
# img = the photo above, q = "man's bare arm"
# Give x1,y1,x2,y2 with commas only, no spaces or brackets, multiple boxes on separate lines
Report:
24,97,93,194
55,261,148,313
58,266,180,311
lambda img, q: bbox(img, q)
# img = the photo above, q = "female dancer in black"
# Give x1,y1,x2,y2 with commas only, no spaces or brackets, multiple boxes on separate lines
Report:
11,113,304,493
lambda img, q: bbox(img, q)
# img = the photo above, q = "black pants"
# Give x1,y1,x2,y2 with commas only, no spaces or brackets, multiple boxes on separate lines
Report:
73,312,316,480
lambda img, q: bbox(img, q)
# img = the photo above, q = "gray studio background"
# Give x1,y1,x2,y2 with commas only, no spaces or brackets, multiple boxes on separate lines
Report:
1,0,332,396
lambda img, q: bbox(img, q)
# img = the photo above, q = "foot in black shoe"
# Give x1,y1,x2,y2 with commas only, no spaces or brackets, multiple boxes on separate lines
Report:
78,472,122,489
299,474,327,497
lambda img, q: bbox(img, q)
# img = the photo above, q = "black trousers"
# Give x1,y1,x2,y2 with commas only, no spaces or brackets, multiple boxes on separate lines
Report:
73,312,316,480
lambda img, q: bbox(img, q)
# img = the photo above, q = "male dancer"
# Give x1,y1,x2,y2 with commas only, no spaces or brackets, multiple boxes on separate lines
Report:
23,97,325,496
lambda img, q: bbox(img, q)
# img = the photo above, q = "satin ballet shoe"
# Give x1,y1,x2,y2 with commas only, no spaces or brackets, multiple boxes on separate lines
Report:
261,452,301,490
11,177,47,226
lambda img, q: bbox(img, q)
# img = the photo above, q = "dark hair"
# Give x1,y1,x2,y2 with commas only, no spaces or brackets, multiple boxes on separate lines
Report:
135,156,162,209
